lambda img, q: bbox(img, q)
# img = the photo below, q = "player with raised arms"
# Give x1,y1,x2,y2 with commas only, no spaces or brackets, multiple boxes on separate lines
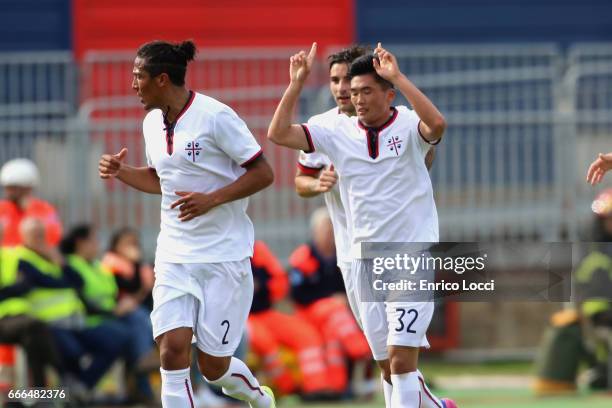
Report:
98,40,276,408
268,42,457,408
295,45,441,406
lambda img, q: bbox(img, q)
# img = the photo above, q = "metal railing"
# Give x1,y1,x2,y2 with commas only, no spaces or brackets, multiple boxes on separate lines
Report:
1,44,612,258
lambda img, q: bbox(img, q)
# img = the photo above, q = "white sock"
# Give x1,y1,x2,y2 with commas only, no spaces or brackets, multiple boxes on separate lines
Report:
417,369,444,408
206,357,272,408
391,372,421,408
382,374,393,408
160,367,196,408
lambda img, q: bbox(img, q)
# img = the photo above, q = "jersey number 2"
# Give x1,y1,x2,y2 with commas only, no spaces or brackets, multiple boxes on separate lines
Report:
221,320,230,345
395,308,418,333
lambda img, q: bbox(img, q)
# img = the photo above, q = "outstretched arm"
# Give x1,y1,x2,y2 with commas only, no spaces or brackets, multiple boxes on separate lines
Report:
99,148,161,194
587,152,612,185
267,43,318,151
374,43,446,142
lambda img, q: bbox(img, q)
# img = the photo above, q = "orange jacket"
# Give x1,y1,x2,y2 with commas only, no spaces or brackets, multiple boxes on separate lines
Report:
101,252,154,297
250,241,289,313
0,198,62,247
289,243,344,306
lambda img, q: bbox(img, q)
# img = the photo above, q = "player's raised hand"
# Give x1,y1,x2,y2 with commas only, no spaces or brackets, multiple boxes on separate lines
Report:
373,42,401,83
171,191,219,222
313,165,338,193
290,42,317,84
99,148,128,179
587,152,612,185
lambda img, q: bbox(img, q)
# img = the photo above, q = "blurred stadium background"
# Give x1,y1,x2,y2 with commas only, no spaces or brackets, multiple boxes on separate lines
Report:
2,0,612,406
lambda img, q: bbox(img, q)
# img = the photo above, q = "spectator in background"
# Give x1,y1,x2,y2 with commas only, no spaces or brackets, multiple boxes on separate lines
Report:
0,158,62,247
60,225,155,403
576,190,612,387
14,218,82,328
13,218,124,394
248,240,337,400
289,208,373,398
0,222,64,387
102,227,154,311
534,190,612,394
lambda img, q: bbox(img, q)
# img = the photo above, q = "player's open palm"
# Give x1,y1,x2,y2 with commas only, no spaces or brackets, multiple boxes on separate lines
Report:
99,148,128,179
290,42,317,84
587,152,612,185
373,42,401,83
171,191,218,222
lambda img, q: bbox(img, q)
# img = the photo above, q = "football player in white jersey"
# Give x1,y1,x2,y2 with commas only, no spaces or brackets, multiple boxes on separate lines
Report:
295,46,442,406
296,46,436,320
268,42,458,408
98,40,276,408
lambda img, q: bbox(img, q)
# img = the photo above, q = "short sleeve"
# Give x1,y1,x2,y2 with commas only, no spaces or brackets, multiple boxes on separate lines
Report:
142,114,156,168
301,123,336,159
214,108,262,167
398,106,440,157
297,151,328,176
297,112,335,173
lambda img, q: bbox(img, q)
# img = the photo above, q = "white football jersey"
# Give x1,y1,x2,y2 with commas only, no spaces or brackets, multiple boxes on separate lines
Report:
144,91,262,263
297,107,352,266
303,106,440,256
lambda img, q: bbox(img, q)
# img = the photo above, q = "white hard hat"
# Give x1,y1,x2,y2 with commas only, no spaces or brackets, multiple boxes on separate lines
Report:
0,158,40,188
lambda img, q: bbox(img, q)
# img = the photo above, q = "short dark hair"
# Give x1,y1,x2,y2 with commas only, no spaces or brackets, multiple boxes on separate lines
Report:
348,53,394,90
109,227,138,253
60,224,92,255
136,40,197,86
327,45,371,70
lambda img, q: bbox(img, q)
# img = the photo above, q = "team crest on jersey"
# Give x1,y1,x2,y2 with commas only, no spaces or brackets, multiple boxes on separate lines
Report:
386,136,403,156
185,140,202,162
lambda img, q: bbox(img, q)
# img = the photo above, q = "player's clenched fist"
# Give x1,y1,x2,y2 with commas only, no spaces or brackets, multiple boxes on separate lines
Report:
587,152,612,185
99,148,128,179
314,166,338,193
290,42,317,84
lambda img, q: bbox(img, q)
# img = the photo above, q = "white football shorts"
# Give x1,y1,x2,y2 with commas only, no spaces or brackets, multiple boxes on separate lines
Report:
151,259,253,357
352,259,431,361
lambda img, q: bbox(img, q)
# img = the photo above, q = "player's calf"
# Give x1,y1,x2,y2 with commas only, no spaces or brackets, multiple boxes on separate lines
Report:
197,352,231,380
377,358,392,383
386,347,422,408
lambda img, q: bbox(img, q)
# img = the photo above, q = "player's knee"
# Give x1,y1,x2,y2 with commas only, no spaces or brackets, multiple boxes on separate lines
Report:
388,345,418,374
198,353,231,381
158,336,191,369
389,355,417,374
159,347,190,369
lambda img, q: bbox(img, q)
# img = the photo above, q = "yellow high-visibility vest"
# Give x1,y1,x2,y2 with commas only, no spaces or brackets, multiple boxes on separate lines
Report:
67,255,118,327
0,247,30,318
15,247,84,323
